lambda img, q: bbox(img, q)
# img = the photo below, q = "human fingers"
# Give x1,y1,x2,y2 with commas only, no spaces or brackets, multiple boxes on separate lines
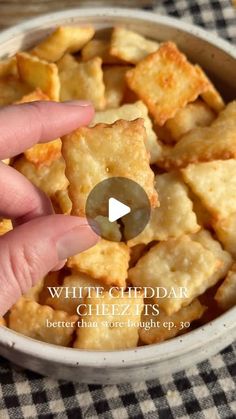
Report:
0,100,94,159
0,214,99,315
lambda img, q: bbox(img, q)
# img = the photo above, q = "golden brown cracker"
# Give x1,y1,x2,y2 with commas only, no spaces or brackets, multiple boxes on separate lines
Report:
110,27,159,64
67,239,130,287
58,54,105,109
126,42,208,125
16,52,60,100
62,119,158,216
31,26,95,62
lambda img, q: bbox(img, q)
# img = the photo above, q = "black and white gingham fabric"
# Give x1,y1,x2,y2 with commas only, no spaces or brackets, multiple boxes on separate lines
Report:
1,1,236,417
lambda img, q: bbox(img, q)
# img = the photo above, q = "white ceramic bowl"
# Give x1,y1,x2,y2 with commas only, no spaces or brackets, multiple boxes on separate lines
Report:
0,8,236,384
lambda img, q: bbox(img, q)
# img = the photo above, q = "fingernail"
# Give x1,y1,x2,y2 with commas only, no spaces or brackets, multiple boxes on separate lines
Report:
56,224,99,260
63,100,92,107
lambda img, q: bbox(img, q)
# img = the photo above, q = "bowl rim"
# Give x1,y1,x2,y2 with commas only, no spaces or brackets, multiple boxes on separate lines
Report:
0,7,236,368
1,306,236,367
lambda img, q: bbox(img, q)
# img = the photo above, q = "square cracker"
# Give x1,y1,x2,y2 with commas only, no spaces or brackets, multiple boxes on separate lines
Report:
128,235,219,315
16,52,60,100
125,172,200,246
46,271,104,315
62,118,158,216
110,27,159,64
182,159,236,220
191,229,232,284
91,101,163,163
195,65,225,113
24,140,61,167
126,41,207,126
0,75,30,105
58,54,105,110
16,88,61,166
103,65,131,109
67,239,130,287
215,264,236,310
31,26,95,62
73,289,144,350
213,213,236,258
161,101,236,168
81,39,122,64
165,99,215,142
14,156,68,198
9,298,78,346
139,299,206,344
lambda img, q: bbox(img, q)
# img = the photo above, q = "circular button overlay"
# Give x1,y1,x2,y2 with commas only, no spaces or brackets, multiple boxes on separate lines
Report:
85,177,151,242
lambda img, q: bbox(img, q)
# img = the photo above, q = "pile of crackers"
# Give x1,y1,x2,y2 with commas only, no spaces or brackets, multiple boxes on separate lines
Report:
0,25,236,350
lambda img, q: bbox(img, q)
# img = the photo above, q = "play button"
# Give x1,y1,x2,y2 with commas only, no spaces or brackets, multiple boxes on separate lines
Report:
108,198,131,222
85,177,151,242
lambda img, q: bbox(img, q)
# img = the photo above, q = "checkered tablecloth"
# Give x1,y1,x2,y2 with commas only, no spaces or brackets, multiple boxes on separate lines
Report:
0,1,236,418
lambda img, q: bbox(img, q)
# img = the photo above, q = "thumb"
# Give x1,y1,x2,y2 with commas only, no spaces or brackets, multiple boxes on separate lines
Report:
0,215,99,315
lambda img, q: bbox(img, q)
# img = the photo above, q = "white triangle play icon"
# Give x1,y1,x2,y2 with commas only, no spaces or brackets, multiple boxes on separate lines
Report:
108,197,131,222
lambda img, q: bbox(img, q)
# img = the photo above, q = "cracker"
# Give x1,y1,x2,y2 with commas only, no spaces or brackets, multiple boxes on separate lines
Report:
213,213,236,258
0,75,30,105
215,265,236,310
103,65,131,108
16,52,60,100
125,172,199,246
9,298,78,346
165,99,215,142
67,239,130,287
128,235,219,315
15,87,49,103
58,54,105,109
91,101,163,163
62,119,158,216
14,156,68,198
139,299,206,344
126,42,208,125
31,26,95,62
46,271,104,315
195,65,225,112
25,140,62,167
182,159,236,220
0,219,12,236
81,39,122,64
73,289,144,350
191,229,233,284
110,27,159,64
15,88,62,166
161,101,236,168
94,215,121,242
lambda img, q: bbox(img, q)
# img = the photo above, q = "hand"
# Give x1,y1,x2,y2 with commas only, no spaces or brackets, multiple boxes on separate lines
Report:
0,100,99,316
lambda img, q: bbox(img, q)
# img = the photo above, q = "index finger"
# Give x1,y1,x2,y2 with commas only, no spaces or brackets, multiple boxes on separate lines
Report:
0,100,94,159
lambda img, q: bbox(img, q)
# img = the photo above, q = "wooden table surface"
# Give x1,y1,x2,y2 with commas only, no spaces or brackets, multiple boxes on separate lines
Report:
0,0,153,30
